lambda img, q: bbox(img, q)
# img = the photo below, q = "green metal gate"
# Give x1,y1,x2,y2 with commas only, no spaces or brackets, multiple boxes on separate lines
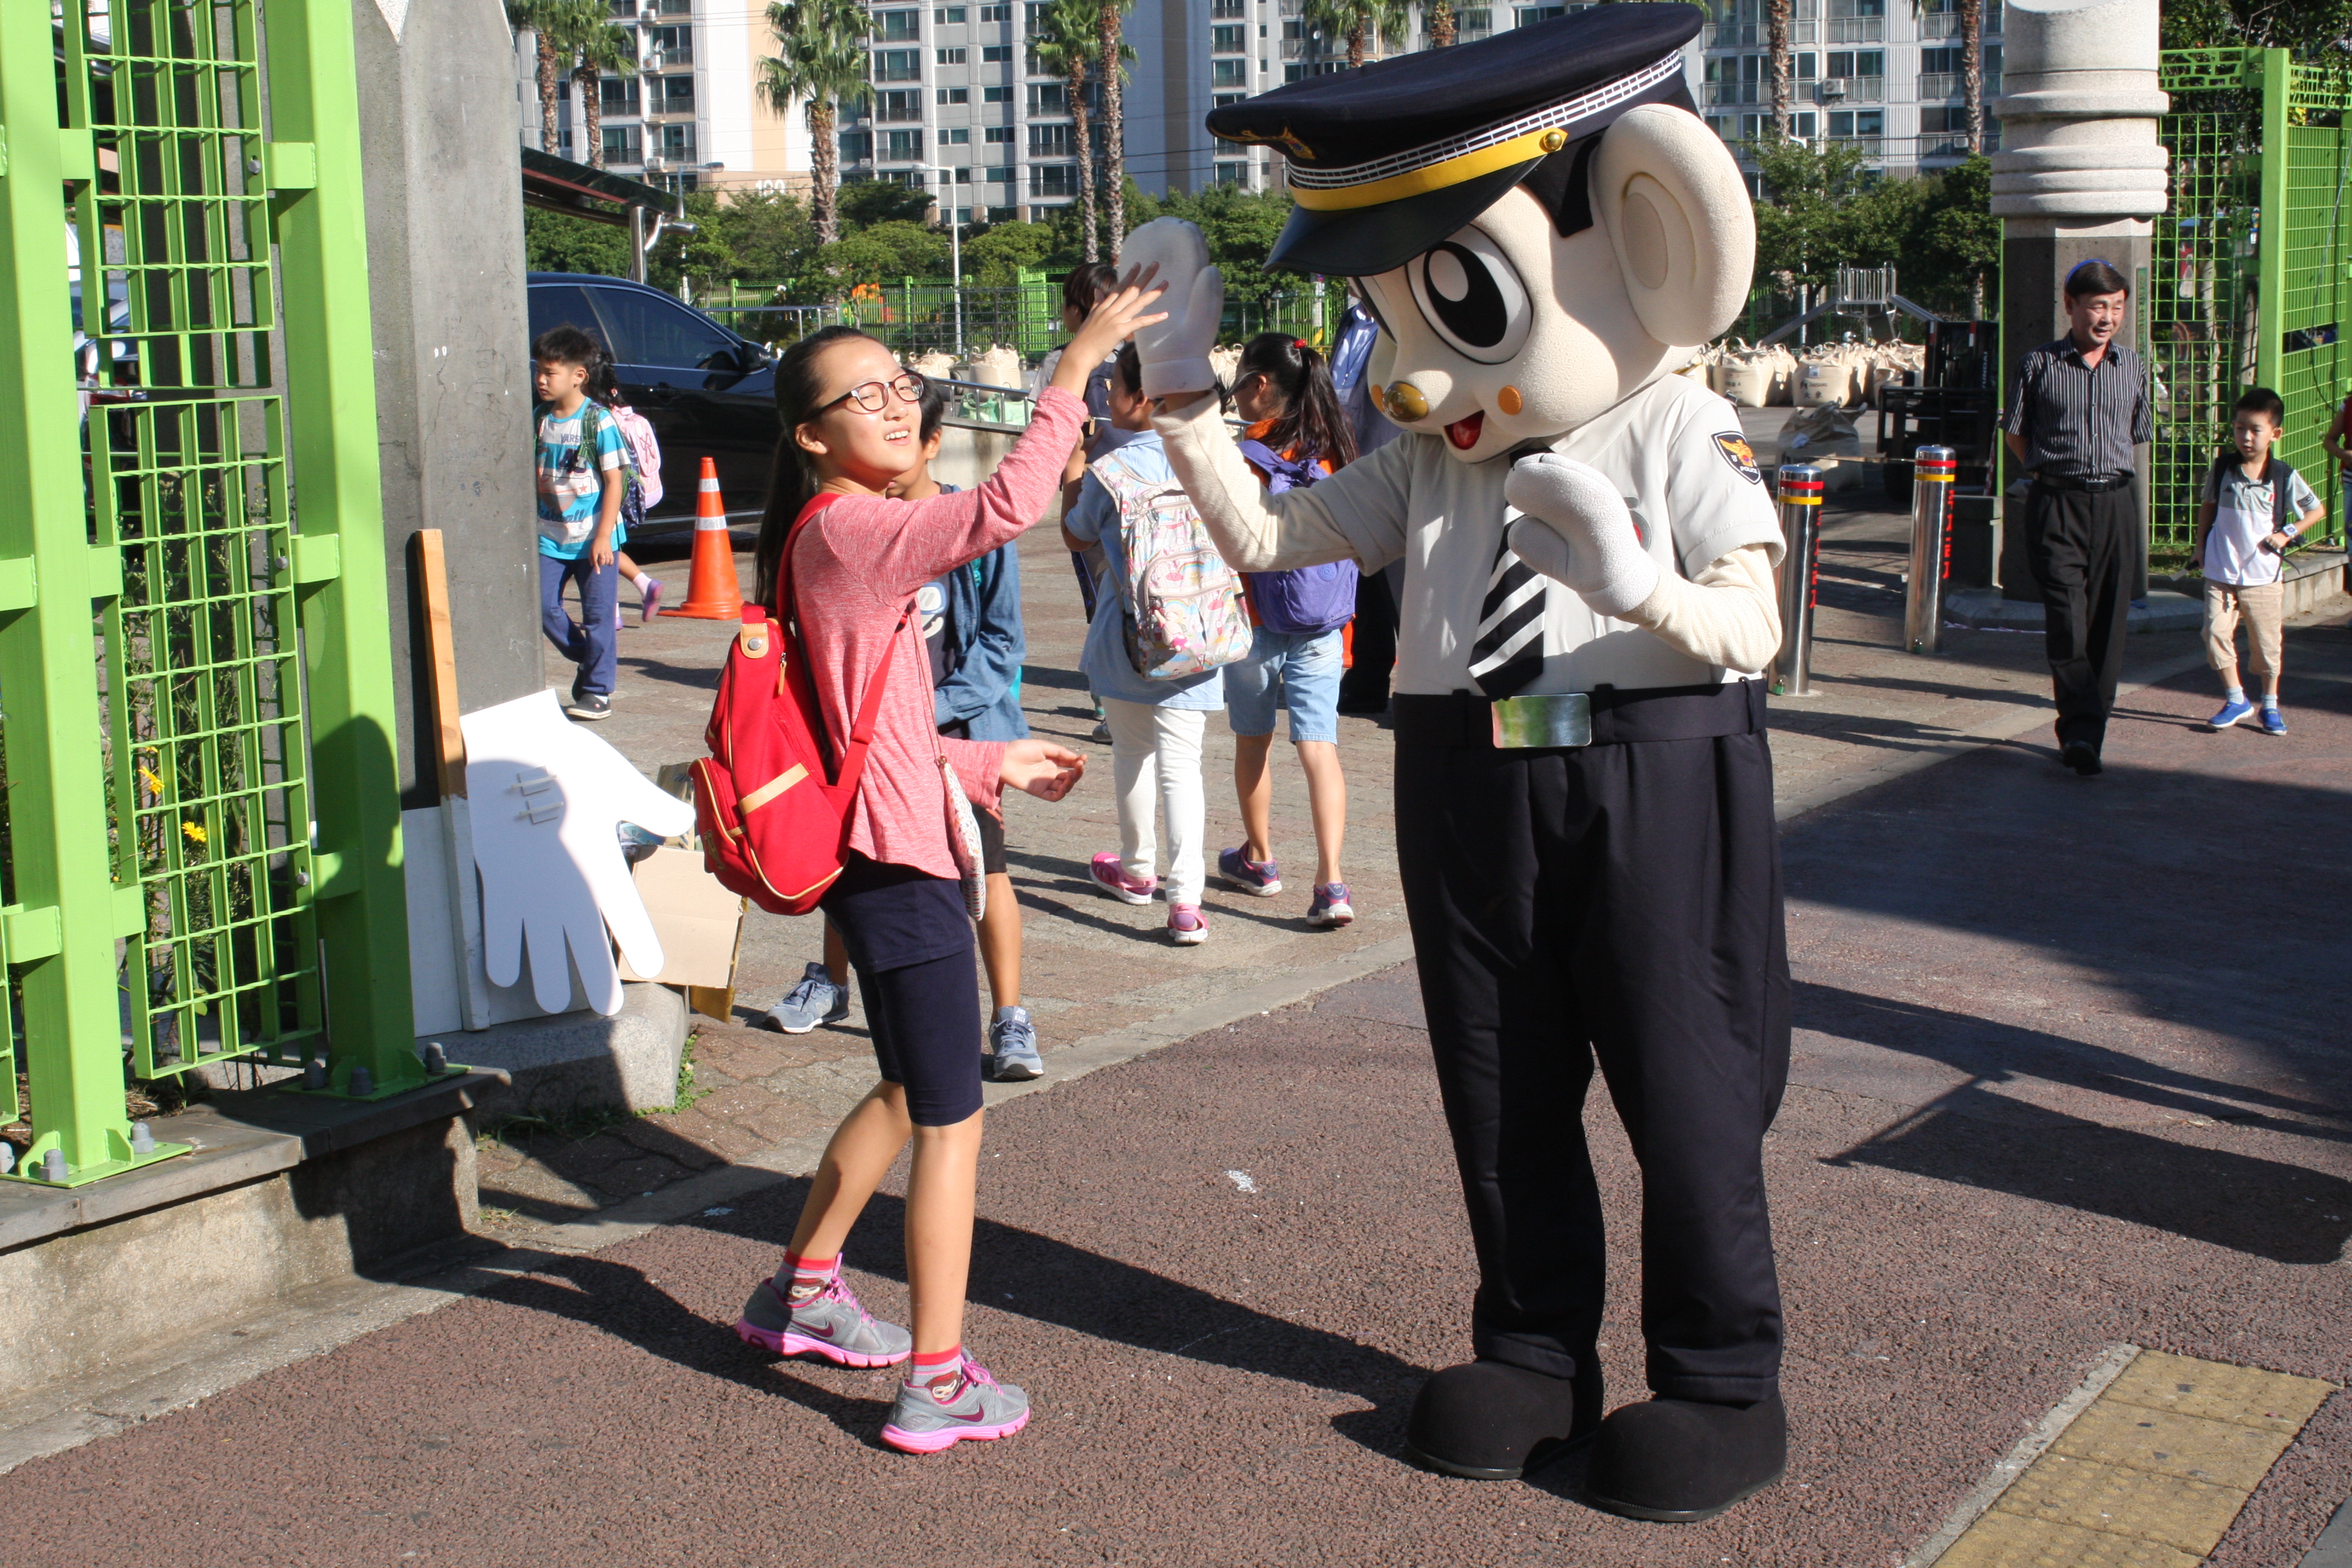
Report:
2,0,417,1187
2154,48,2352,559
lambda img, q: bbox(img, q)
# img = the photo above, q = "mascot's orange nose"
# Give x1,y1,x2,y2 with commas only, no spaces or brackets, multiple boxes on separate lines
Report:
1383,381,1430,422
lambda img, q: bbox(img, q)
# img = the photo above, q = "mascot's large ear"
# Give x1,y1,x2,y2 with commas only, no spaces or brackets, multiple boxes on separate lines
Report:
1590,103,1756,348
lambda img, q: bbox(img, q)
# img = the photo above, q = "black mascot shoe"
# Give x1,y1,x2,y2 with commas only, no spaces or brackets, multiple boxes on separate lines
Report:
1580,1392,1788,1523
1400,1357,1603,1481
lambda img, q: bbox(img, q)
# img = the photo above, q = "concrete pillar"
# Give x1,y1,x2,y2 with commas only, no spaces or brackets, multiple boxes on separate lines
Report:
1990,0,2169,597
354,0,544,806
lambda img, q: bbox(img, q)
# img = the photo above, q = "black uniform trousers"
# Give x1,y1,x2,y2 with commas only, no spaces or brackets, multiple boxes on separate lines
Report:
1393,681,1791,1405
2023,482,2135,753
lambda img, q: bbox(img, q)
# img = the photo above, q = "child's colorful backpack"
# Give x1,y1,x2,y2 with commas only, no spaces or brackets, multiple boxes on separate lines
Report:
606,400,665,509
1092,446,1253,681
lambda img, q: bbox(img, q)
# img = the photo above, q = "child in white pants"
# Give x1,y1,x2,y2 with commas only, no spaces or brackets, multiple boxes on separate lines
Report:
1062,347,1226,944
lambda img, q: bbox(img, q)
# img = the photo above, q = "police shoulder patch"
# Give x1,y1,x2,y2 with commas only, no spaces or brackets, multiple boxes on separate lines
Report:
1713,431,1763,484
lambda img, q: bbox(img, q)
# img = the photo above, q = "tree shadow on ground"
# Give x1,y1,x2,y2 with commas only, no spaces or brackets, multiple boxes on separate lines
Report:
479,1181,1432,1457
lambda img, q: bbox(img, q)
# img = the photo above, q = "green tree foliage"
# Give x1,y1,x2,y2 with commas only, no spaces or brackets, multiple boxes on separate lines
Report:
962,220,1057,284
2161,0,2352,50
524,205,635,278
838,180,938,227
1746,137,1998,321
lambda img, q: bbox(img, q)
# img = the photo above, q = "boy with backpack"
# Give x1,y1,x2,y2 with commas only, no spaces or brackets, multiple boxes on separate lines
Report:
533,325,632,720
1062,344,1249,945
2195,386,2324,734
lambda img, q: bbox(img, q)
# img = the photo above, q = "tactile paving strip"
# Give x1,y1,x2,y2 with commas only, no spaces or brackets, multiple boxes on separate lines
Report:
1933,1351,2336,1568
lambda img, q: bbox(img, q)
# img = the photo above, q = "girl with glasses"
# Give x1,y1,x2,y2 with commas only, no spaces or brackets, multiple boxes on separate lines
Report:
731,276,1164,1455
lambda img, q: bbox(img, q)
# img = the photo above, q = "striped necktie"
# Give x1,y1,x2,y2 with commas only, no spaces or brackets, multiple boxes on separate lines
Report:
1467,518,1548,698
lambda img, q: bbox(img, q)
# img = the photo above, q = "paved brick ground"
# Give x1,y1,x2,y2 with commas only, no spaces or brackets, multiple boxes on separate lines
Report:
2,626,2345,1565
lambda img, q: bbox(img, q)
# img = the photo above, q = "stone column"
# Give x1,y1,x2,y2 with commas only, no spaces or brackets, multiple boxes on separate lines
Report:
354,0,544,806
1990,0,2167,596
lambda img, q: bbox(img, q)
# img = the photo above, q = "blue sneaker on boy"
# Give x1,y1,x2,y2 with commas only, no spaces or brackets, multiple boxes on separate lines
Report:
2208,698,2256,730
2259,704,2288,736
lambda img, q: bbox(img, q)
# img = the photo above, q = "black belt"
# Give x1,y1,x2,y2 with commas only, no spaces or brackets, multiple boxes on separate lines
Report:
2031,473,2134,493
1393,680,1768,750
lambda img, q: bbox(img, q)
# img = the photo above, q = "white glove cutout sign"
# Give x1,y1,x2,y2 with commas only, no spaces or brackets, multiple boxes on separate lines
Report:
461,690,697,1017
1117,218,1224,400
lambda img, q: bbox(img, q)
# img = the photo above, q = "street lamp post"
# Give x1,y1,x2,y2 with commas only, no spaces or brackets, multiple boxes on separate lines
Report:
939,167,965,359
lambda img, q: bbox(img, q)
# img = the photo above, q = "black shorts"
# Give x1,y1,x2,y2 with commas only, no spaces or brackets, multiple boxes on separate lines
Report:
820,853,982,1126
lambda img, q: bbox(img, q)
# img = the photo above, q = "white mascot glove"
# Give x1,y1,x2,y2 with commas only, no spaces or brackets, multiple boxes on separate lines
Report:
462,690,696,1017
1503,452,1661,619
1117,217,1223,399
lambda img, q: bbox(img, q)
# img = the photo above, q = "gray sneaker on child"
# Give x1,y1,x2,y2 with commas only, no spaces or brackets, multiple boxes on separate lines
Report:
988,1006,1043,1080
765,962,848,1034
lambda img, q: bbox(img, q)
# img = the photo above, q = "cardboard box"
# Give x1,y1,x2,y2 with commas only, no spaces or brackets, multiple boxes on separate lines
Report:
616,846,745,1021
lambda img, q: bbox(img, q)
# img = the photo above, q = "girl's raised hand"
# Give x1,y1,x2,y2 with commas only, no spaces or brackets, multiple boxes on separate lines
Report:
1051,275,1169,398
999,738,1086,802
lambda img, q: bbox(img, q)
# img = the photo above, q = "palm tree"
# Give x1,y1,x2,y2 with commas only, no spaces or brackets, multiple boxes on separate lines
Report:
1097,0,1138,252
571,16,639,169
1029,0,1101,259
1959,0,1985,151
757,0,872,244
1305,0,1406,69
1766,0,1792,137
1420,0,1457,48
506,0,564,153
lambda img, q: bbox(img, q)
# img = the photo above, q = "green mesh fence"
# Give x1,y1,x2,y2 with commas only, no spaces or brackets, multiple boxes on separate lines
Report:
67,0,322,1079
2155,49,2352,560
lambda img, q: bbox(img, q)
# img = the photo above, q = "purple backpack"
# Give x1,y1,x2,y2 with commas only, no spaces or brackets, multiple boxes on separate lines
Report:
1238,437,1359,636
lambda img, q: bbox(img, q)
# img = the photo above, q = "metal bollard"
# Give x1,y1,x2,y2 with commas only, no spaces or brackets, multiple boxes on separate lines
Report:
1774,465,1823,696
1906,445,1958,655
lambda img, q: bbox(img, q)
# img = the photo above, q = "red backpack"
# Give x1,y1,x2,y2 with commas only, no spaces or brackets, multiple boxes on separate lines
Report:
691,495,909,914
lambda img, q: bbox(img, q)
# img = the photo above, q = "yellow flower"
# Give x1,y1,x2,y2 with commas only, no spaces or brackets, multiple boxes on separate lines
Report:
139,766,165,795
181,821,207,845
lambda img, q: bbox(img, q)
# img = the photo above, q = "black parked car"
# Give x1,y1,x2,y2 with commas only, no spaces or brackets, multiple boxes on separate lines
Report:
526,272,779,531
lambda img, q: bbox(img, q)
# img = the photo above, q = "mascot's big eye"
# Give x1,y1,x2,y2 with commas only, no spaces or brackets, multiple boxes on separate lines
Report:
1405,225,1531,365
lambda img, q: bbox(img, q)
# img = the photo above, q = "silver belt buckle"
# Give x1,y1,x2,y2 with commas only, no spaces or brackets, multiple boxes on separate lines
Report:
1489,692,1592,749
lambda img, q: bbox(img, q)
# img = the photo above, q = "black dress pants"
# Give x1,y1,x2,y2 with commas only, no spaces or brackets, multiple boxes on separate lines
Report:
1339,567,1397,711
2024,483,2135,753
1393,682,1791,1405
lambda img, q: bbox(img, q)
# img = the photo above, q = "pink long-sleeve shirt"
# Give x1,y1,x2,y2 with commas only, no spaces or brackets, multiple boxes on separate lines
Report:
784,385,1084,881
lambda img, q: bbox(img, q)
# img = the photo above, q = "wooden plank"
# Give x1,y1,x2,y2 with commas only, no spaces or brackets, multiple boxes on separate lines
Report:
410,529,466,800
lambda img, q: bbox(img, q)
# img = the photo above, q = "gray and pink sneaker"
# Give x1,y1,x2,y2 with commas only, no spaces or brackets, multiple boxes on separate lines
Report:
1307,883,1354,928
1218,846,1282,897
880,1356,1031,1454
1089,851,1157,905
1168,903,1209,946
734,1274,912,1368
638,578,663,623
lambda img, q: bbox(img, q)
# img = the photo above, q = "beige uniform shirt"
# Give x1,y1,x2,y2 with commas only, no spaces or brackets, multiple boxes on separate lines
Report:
1157,374,1786,694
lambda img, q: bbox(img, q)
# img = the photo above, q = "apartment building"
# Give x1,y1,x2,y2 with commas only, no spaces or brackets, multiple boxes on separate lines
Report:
514,0,811,196
1698,0,2004,179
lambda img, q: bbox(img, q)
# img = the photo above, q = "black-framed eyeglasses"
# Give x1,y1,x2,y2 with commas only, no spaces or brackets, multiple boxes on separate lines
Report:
815,371,927,416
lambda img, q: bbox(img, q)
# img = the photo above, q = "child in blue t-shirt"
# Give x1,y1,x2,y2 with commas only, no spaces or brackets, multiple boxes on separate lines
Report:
532,325,630,720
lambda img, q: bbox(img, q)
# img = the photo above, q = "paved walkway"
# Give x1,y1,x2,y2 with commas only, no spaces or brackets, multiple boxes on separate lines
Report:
2,600,2346,1564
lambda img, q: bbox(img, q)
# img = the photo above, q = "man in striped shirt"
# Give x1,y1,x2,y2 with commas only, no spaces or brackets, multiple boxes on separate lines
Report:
2001,260,2154,776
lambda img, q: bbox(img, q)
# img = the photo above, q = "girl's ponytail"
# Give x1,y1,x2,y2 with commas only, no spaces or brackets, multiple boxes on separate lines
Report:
1235,331,1359,471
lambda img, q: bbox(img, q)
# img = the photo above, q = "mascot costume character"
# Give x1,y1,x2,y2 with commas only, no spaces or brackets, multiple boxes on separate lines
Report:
1120,2,1793,1523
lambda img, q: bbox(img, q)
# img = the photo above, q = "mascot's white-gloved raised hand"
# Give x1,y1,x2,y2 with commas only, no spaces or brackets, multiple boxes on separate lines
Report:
1504,452,1661,619
1117,218,1223,399
463,690,696,1018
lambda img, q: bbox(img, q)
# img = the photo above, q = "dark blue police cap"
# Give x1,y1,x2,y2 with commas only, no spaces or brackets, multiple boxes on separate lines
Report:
1207,4,1703,276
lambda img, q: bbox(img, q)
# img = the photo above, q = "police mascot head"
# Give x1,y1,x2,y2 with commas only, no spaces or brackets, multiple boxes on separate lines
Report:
1209,4,1753,463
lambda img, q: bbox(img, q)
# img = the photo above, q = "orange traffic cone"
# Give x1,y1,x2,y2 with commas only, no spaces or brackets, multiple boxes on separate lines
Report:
666,457,745,619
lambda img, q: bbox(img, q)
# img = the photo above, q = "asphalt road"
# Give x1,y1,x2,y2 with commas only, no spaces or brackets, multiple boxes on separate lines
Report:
4,623,2347,1566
